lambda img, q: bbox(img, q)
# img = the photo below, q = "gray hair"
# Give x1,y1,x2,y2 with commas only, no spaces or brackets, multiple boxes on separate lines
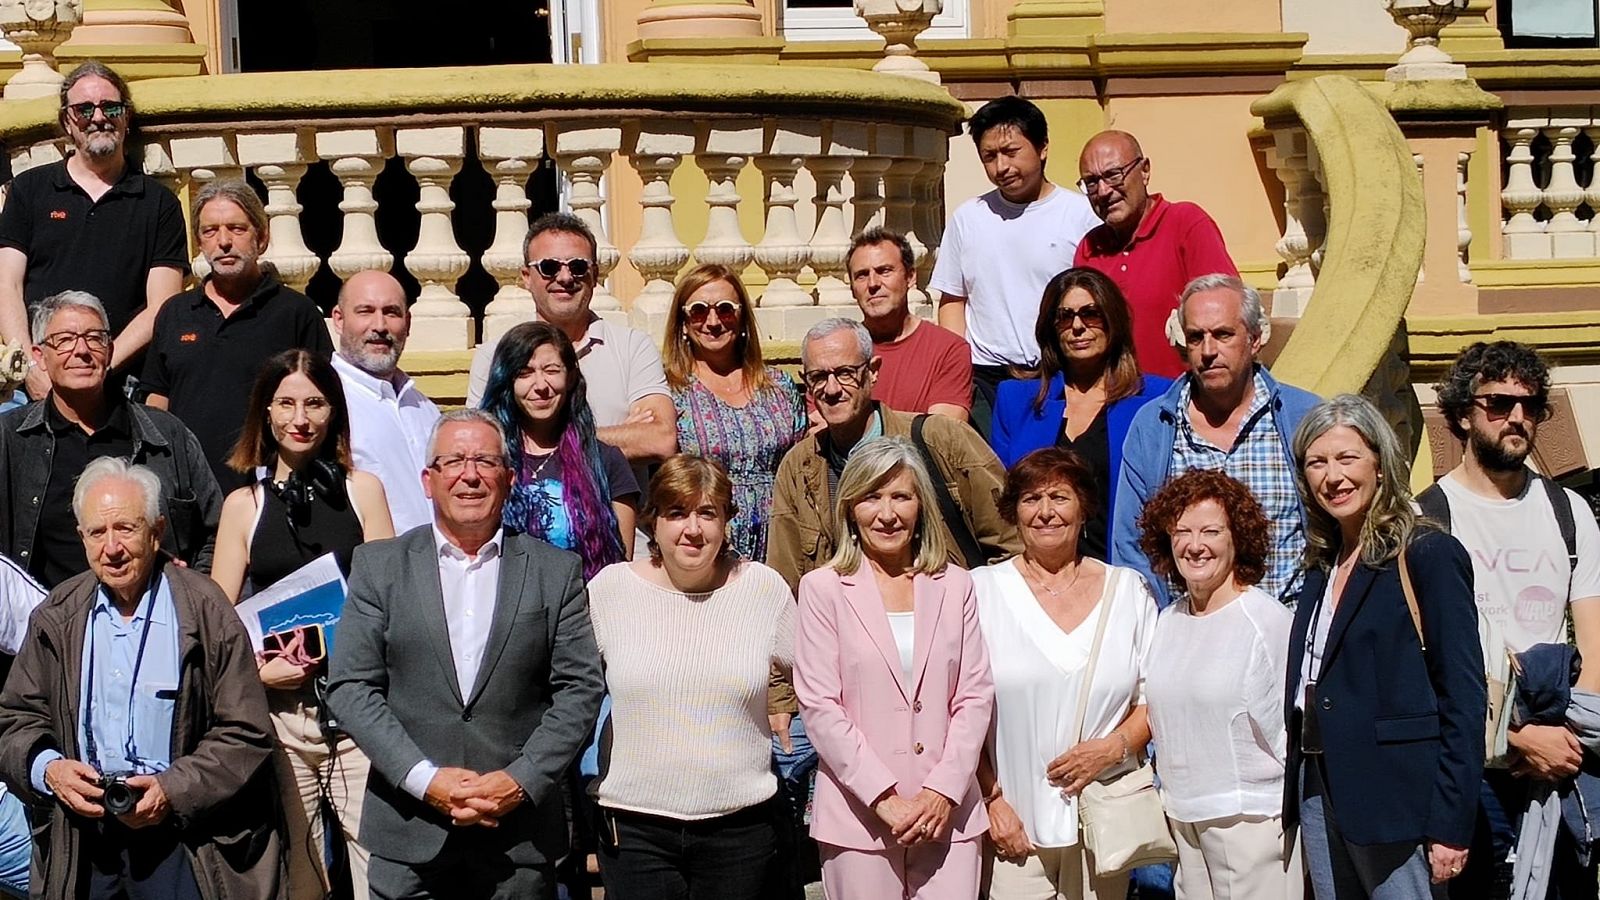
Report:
426,408,509,462
1291,393,1419,571
193,179,269,239
801,317,873,370
1175,274,1270,342
826,436,949,577
31,290,109,344
59,60,131,117
73,457,162,525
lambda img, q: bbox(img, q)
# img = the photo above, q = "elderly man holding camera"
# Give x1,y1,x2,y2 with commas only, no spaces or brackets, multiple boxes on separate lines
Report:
0,456,283,900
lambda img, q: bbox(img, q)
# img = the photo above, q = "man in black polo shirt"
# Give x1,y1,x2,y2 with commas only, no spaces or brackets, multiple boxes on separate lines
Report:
0,290,222,586
143,180,333,492
0,60,187,400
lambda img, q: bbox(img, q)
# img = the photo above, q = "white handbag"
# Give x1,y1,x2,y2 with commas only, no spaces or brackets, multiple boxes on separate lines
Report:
1070,574,1178,876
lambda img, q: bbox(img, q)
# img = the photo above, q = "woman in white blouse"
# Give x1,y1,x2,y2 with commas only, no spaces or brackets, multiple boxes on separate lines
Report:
1136,468,1300,900
974,448,1158,900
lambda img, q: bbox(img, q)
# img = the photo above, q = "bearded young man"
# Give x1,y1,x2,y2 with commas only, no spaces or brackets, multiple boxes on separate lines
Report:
1423,341,1600,900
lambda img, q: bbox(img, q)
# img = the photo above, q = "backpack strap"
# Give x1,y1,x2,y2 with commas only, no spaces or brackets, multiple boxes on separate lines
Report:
1417,482,1452,533
909,415,985,569
1536,474,1578,601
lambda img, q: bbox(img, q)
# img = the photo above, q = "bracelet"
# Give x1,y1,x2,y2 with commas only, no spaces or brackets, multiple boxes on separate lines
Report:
983,784,1003,804
1112,730,1131,763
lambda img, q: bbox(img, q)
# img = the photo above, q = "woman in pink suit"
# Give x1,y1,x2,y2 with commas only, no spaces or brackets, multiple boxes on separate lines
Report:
794,436,996,900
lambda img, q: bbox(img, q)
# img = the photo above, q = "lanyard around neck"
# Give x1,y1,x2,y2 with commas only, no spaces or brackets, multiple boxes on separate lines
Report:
83,570,163,774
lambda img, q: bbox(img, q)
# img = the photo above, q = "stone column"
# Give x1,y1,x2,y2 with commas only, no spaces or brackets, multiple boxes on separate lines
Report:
477,126,544,344
806,121,866,308
1543,113,1590,257
850,155,892,235
752,123,821,309
317,128,396,280
1,0,81,100
626,122,695,319
396,126,471,350
1500,117,1549,259
553,125,624,311
1267,129,1321,318
693,124,759,276
883,157,928,305
237,131,320,292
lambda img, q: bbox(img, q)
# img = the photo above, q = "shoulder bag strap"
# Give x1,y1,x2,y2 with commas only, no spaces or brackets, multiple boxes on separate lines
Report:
910,414,985,568
1536,474,1578,573
1396,544,1427,652
1417,483,1452,532
1071,569,1118,745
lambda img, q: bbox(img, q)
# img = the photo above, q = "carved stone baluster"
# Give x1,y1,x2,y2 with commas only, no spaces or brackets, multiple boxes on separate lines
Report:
236,131,319,292
141,142,179,198
477,126,545,344
1413,153,1426,285
1585,121,1600,257
553,125,623,311
807,121,866,308
693,124,760,277
168,135,244,279
1306,141,1329,276
883,158,927,305
1268,129,1316,318
626,123,695,319
396,126,471,350
908,126,945,305
1543,115,1589,257
1501,117,1550,259
850,156,892,235
316,128,396,280
1456,151,1473,282
752,123,822,308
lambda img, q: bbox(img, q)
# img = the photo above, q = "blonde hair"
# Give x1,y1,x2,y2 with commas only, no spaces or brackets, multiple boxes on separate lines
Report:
826,437,949,576
661,264,773,394
1292,393,1421,570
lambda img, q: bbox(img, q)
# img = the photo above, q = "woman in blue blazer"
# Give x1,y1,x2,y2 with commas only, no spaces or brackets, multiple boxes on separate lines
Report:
1285,394,1485,899
990,268,1170,560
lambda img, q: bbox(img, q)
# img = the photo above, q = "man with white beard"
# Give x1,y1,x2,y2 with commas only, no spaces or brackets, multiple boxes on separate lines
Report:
332,270,441,533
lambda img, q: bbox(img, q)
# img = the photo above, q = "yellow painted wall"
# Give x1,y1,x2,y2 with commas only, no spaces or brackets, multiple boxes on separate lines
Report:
1105,0,1279,34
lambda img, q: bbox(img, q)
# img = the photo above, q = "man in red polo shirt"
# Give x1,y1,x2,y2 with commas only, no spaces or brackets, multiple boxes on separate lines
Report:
1074,130,1238,378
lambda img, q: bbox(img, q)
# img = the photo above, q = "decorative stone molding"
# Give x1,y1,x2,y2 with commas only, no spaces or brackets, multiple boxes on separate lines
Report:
854,0,942,84
1384,0,1470,82
0,0,81,100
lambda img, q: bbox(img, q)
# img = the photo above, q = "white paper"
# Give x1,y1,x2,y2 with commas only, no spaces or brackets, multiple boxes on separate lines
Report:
233,553,346,652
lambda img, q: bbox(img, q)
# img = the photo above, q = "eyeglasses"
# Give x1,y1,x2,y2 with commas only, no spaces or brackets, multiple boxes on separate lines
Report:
1054,305,1106,330
40,329,111,354
429,454,510,476
801,362,870,392
65,101,127,122
683,300,740,326
269,396,334,421
1471,393,1551,422
1076,156,1145,194
528,257,594,280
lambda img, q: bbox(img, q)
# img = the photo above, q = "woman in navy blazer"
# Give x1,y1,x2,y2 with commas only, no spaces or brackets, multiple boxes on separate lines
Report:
990,268,1170,561
1285,395,1485,900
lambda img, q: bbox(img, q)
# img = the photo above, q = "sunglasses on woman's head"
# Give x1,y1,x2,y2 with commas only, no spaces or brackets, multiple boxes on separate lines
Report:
683,300,740,326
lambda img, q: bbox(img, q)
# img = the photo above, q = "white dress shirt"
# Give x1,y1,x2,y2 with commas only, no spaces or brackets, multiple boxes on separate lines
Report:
401,527,504,799
333,352,442,534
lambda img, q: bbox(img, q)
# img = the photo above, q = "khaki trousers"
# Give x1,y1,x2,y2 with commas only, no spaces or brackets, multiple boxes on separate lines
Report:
986,844,1130,900
1170,815,1303,900
270,692,371,900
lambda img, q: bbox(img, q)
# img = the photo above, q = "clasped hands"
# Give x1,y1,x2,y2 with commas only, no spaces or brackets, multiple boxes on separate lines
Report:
872,787,954,847
43,759,170,829
425,767,526,828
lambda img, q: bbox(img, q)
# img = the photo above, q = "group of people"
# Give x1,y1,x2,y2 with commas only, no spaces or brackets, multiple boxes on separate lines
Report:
0,59,1587,900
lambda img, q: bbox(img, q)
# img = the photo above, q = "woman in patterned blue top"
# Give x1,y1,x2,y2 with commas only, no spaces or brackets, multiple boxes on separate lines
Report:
663,264,808,564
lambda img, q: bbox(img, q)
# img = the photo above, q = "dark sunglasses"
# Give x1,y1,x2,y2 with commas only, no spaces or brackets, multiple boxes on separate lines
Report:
1472,393,1551,422
684,300,740,326
66,101,127,122
1054,305,1107,329
529,257,593,279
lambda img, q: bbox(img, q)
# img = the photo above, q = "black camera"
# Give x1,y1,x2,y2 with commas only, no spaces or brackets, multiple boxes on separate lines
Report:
99,774,144,817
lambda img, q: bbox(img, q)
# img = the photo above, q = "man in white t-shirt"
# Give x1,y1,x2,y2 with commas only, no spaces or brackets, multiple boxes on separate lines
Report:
1422,341,1600,899
929,96,1100,441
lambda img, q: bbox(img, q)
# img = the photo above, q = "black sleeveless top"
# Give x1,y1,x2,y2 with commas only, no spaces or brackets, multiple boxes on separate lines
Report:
248,470,366,590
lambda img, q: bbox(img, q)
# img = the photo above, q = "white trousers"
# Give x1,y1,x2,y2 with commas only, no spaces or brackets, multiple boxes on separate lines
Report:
986,843,1130,900
1170,815,1303,900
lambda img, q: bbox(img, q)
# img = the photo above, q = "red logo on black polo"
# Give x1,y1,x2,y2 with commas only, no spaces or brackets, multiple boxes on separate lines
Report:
49,210,66,220
179,332,198,343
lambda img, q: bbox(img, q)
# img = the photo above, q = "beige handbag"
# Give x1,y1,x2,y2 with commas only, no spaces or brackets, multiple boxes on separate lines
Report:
1071,572,1178,876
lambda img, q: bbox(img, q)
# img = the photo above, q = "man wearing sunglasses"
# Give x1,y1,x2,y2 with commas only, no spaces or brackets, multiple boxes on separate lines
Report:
1073,130,1238,379
1421,342,1600,900
0,61,187,401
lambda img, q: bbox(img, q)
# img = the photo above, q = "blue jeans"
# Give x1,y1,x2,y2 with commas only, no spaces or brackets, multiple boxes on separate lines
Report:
1301,761,1442,900
0,791,27,899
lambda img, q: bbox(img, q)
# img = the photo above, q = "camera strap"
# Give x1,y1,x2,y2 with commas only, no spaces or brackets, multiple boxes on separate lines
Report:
83,570,163,774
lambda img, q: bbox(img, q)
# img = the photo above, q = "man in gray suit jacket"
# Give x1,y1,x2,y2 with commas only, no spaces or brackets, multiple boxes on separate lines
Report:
328,408,605,899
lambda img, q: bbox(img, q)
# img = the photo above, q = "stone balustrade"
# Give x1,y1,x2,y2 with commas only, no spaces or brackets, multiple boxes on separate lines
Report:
1500,107,1600,260
0,63,962,350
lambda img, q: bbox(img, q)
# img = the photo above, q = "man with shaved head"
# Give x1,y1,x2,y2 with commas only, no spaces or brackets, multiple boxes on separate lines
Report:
332,270,441,532
1074,130,1238,379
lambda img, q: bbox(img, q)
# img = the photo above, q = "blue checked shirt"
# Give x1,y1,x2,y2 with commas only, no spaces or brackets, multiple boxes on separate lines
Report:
1171,371,1306,604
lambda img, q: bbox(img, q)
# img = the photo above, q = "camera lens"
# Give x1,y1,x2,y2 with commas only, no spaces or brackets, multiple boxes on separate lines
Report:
101,778,140,816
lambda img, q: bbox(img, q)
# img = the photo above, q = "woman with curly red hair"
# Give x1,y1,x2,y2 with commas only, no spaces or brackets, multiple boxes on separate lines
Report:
1137,469,1300,900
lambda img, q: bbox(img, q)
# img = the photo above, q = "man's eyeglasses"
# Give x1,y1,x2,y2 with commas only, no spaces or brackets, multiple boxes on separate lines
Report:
40,329,111,354
1054,305,1106,330
684,300,740,326
429,454,510,476
1471,393,1551,422
528,257,594,280
801,362,870,392
1076,156,1145,194
65,101,127,122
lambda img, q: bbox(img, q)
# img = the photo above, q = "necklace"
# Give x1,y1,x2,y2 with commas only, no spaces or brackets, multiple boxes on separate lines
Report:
1022,556,1084,599
524,447,557,481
